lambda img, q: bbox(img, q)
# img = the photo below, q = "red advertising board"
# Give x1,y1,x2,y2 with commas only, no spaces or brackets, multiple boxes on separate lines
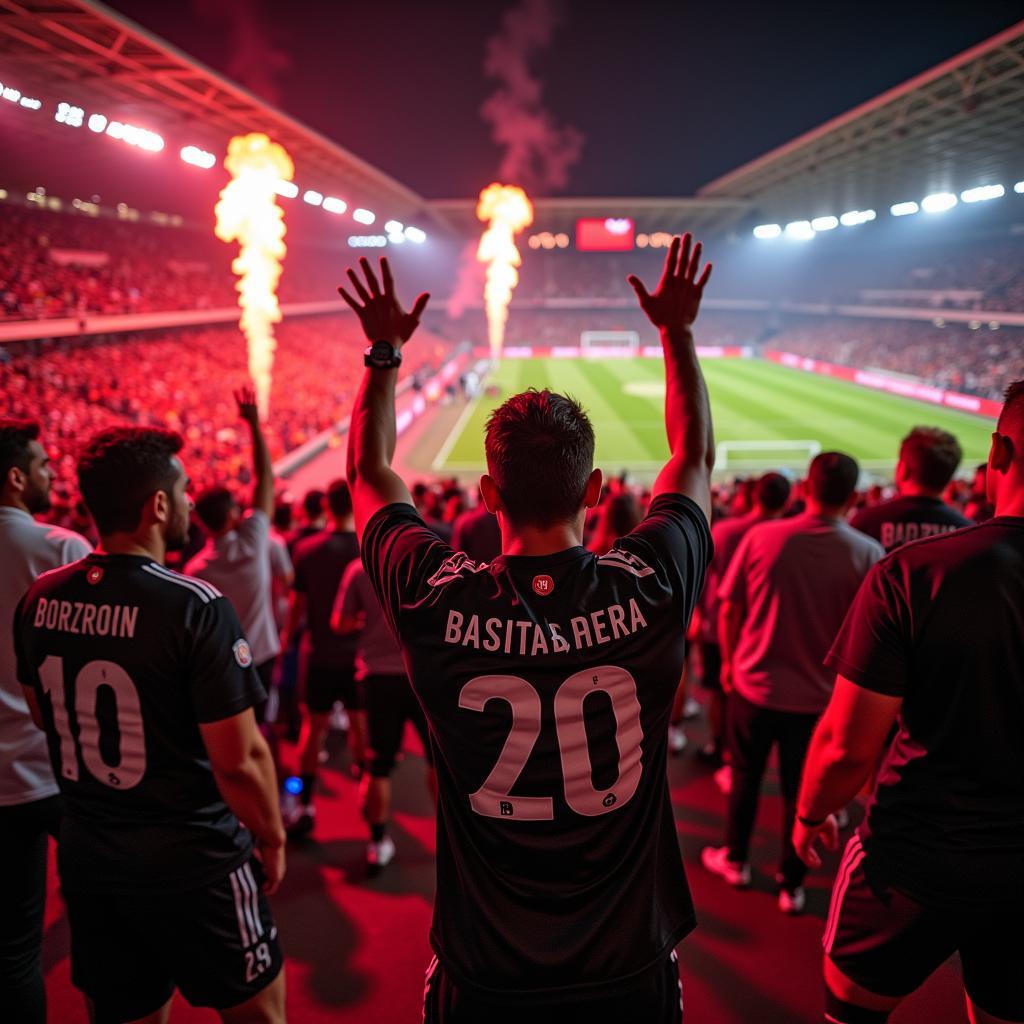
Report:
575,217,635,251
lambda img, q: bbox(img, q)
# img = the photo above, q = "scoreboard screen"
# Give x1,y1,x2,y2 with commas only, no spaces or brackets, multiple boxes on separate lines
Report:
575,217,635,251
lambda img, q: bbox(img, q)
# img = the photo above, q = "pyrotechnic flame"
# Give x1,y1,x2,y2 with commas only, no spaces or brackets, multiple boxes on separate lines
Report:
215,133,294,417
476,183,533,361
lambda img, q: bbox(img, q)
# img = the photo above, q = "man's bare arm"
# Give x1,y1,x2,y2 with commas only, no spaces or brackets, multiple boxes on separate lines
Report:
339,256,430,538
717,598,744,693
628,234,714,519
235,386,274,518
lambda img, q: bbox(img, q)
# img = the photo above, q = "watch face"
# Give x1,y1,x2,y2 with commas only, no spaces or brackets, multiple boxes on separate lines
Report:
371,340,392,360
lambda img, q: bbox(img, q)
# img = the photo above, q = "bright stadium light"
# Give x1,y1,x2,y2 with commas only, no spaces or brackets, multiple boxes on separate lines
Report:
19,96,41,110
960,184,1004,203
303,189,323,206
347,235,387,247
384,219,404,234
88,113,107,133
752,223,781,239
55,102,85,127
784,220,815,240
921,192,957,214
274,179,299,199
387,232,406,244
404,226,426,243
353,208,375,225
840,209,874,227
322,196,347,214
810,216,839,231
180,145,216,169
1,86,20,102
890,201,919,217
1015,181,1024,194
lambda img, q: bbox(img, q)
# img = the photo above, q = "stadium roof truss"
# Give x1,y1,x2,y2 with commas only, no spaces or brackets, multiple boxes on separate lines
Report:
698,20,1024,222
0,0,448,233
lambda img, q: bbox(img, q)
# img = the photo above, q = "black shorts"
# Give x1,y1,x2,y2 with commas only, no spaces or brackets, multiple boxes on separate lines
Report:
365,673,431,777
825,835,1023,1021
423,951,684,1023
305,662,364,714
65,857,283,1024
700,642,722,692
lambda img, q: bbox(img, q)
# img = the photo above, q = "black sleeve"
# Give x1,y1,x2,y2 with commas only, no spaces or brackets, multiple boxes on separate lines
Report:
360,502,457,634
187,597,268,723
824,558,910,697
613,493,713,618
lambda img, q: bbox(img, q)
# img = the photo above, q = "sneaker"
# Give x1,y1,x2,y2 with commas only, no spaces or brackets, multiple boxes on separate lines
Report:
681,697,702,721
713,764,733,795
701,846,751,887
668,724,688,755
835,807,850,830
366,835,396,870
283,801,315,839
778,887,806,915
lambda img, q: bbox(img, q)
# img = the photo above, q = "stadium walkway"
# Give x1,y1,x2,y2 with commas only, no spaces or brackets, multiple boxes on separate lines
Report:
41,702,963,1023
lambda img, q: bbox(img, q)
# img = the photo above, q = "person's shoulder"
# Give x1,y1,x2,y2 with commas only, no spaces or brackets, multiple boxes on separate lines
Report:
888,517,1006,567
292,529,328,563
23,556,84,600
40,522,92,555
137,561,225,609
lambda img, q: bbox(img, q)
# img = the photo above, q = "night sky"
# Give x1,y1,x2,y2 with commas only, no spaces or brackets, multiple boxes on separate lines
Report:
106,0,1021,199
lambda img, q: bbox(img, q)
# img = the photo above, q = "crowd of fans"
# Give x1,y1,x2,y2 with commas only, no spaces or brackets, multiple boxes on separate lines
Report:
0,315,451,515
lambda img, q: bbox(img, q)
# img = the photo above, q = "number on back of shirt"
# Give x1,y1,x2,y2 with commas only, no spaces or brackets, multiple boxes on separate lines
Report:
459,665,644,819
39,656,146,789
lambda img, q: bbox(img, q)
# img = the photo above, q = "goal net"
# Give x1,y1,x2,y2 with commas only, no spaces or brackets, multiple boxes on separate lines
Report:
580,330,640,357
714,439,822,473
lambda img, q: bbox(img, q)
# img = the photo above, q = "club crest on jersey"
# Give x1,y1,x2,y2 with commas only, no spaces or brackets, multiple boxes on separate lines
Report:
87,566,103,585
532,574,554,596
233,639,253,668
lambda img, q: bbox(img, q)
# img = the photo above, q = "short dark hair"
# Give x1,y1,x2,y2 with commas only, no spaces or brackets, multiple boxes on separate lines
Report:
755,472,791,513
194,486,237,533
807,451,859,507
302,488,325,520
326,478,352,519
77,427,183,535
999,379,1024,443
0,418,40,482
273,499,293,531
899,427,962,491
485,389,595,526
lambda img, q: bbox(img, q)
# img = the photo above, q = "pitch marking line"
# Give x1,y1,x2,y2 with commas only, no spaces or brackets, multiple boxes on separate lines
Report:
432,388,489,472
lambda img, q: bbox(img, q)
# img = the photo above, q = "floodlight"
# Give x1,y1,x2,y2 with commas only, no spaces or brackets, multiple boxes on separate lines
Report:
921,192,957,214
960,184,1004,203
890,201,918,217
810,216,838,231
752,223,781,239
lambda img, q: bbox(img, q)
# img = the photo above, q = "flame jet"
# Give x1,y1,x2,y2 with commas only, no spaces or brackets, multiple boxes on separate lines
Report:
215,133,294,417
476,183,533,362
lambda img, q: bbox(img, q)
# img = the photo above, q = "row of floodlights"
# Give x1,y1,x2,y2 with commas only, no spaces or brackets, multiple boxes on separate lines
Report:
754,182,1024,240
2,81,428,244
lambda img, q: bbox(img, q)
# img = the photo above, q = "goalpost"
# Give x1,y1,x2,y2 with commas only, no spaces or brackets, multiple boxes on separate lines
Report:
715,439,822,472
579,330,641,357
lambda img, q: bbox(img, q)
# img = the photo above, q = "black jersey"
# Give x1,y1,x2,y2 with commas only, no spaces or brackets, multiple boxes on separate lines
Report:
850,495,970,553
827,517,1024,908
14,553,266,895
362,494,711,1002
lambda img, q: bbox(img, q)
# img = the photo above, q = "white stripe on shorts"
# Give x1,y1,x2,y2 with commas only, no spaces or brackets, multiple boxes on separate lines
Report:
823,835,865,954
229,869,252,948
243,863,265,938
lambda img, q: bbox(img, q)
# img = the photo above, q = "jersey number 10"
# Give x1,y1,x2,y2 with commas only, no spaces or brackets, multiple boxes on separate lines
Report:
39,656,147,789
459,665,643,819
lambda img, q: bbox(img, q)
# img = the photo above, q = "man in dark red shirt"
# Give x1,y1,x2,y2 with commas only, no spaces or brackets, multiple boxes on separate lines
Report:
794,380,1024,1024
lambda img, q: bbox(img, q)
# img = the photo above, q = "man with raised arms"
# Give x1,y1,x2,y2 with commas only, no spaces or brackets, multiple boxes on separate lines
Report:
340,235,713,1022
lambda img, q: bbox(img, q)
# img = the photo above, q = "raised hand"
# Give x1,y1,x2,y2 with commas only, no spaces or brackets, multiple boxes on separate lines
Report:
234,385,259,426
338,256,430,345
628,233,712,332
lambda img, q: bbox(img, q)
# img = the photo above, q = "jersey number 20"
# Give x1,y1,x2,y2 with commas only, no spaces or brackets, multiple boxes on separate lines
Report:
39,656,146,789
459,665,643,819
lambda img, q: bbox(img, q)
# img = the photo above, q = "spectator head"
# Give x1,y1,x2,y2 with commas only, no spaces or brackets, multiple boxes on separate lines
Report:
482,389,600,529
77,427,188,547
0,418,53,514
273,498,294,533
605,491,642,541
806,452,860,513
194,486,240,536
988,379,1024,511
896,427,963,496
326,478,353,522
754,472,791,516
302,488,325,524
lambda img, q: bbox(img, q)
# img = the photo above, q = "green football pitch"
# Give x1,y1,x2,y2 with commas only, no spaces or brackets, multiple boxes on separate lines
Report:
430,357,995,478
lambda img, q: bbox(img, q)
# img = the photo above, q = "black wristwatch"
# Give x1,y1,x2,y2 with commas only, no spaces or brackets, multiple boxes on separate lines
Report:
364,339,402,369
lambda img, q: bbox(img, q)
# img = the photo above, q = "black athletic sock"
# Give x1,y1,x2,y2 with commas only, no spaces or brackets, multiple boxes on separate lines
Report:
370,823,386,843
300,774,315,805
